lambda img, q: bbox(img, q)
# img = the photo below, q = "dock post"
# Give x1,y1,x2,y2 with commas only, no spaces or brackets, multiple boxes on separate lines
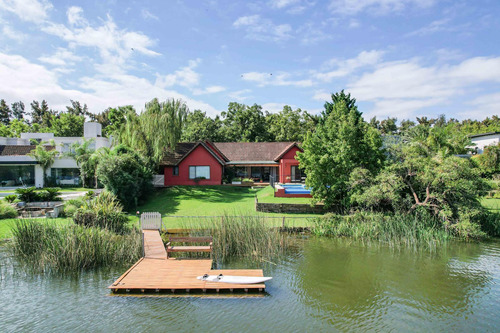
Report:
282,216,285,228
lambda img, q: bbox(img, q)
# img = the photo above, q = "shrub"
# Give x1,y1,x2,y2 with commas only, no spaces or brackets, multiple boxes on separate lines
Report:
0,200,18,219
42,188,62,201
15,187,38,202
4,194,17,203
11,219,141,272
96,153,152,209
73,191,129,233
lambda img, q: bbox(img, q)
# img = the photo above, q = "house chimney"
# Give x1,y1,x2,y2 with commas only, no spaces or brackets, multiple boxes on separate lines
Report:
84,122,102,138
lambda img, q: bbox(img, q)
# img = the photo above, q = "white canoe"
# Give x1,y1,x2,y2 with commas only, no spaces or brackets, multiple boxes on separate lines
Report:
197,274,272,284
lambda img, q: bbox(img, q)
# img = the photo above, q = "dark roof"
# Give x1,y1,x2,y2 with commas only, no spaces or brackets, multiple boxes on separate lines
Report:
0,145,55,156
469,132,500,139
160,141,303,166
161,142,198,166
212,142,300,162
160,142,226,166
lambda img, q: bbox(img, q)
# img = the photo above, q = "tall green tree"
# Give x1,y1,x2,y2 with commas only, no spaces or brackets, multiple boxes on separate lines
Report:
182,109,222,142
30,100,56,127
297,92,384,209
11,101,25,121
266,106,315,142
220,102,268,142
66,100,90,117
118,98,187,167
51,113,85,137
67,139,96,188
0,99,11,125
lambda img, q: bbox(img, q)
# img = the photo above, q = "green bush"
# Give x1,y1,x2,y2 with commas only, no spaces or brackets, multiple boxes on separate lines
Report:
73,191,129,233
15,187,38,202
0,200,18,219
42,188,62,201
63,204,79,218
4,194,17,203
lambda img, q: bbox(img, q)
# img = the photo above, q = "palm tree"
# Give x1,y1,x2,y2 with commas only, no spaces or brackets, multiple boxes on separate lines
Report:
66,138,95,188
89,147,110,188
28,141,59,187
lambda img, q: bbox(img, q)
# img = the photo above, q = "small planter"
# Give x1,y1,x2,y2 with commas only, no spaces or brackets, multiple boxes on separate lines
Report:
242,181,254,186
232,181,242,185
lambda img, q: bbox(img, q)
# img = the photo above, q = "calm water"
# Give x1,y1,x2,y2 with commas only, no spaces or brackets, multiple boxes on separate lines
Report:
1,237,499,332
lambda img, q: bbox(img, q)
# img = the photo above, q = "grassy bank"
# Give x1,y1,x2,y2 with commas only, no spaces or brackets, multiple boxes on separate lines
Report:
312,212,454,247
10,219,141,272
133,186,321,228
180,213,290,263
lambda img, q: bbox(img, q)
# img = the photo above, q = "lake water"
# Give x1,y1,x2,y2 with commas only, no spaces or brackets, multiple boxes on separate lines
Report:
1,237,499,332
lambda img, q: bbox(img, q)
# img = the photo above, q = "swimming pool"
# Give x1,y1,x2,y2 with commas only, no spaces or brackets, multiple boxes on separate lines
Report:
281,184,311,194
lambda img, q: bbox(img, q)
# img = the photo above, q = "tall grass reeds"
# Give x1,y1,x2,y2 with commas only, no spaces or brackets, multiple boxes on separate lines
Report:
181,212,290,263
11,219,141,273
312,211,452,248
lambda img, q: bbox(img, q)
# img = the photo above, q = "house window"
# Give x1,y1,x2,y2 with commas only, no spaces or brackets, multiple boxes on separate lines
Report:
173,166,179,176
189,166,210,179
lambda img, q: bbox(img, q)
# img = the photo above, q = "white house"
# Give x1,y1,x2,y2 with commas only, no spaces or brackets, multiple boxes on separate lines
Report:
470,132,500,154
0,122,111,188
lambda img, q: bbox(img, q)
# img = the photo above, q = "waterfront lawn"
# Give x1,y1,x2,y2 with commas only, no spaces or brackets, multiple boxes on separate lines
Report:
133,186,320,228
0,218,73,240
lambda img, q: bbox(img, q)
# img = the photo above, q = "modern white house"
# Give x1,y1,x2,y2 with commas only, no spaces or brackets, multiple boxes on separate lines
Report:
0,123,110,188
470,132,500,154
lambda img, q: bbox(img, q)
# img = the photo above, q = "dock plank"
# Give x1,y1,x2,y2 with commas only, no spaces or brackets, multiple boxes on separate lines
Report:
109,230,266,293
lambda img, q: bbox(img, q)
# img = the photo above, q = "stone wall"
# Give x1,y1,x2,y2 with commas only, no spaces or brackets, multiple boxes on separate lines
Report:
255,197,324,214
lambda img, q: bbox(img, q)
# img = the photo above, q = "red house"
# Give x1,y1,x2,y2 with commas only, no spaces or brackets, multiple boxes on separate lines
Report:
160,141,304,186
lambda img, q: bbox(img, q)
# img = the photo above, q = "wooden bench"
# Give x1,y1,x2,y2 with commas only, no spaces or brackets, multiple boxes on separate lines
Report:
166,236,213,258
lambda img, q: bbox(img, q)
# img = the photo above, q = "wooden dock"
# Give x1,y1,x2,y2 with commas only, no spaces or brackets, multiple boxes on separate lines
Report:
109,229,266,294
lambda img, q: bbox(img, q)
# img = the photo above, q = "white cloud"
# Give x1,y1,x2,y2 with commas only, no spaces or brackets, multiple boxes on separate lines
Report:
466,93,500,119
38,47,82,68
1,24,27,42
193,85,226,95
42,12,160,75
228,89,252,101
406,18,451,37
67,6,86,26
269,0,300,9
155,59,201,89
141,8,159,21
349,19,360,28
0,0,52,23
347,56,500,118
0,52,220,116
233,15,292,42
328,0,435,15
296,22,332,44
315,50,384,81
241,71,313,87
312,90,331,102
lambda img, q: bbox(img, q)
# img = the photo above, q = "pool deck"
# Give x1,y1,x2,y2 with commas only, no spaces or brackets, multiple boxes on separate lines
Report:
109,230,266,294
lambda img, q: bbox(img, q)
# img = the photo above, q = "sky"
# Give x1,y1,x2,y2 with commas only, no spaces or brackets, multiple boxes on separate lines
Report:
0,0,499,121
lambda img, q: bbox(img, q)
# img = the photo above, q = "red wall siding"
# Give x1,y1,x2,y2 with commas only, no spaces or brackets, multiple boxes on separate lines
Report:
279,146,302,183
164,145,223,186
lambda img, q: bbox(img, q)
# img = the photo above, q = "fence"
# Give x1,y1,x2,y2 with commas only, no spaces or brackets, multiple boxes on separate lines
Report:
161,214,317,228
152,175,165,187
140,212,162,230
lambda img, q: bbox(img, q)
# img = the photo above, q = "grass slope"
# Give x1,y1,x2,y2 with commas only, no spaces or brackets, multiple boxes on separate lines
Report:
134,186,320,228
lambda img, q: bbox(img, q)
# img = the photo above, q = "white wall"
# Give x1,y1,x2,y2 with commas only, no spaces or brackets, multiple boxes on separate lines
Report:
471,134,500,154
34,165,44,188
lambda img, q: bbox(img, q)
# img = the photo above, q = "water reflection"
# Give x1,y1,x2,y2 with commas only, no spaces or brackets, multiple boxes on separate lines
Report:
0,238,499,332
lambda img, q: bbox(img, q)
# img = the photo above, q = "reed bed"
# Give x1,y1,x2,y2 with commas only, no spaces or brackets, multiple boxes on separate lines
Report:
312,212,452,248
180,212,290,263
10,219,141,273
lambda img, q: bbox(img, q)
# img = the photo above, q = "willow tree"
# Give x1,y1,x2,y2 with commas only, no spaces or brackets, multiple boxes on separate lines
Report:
118,98,187,168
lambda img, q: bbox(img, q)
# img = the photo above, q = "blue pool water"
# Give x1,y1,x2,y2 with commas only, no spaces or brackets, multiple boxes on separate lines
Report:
282,184,311,194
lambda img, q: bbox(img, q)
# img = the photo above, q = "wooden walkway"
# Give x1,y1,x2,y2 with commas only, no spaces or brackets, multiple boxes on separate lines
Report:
109,229,266,294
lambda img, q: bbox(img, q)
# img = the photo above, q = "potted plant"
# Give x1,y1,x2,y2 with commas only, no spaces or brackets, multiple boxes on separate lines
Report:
231,177,242,185
242,178,254,186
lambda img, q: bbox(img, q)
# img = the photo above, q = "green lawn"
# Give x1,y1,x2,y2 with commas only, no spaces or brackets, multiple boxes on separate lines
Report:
0,218,73,240
133,186,320,228
481,198,500,212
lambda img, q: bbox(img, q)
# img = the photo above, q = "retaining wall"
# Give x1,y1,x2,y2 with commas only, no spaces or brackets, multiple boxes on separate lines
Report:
255,197,324,214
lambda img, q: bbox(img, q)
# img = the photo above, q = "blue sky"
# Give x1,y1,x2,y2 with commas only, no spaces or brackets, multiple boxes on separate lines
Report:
0,0,499,120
